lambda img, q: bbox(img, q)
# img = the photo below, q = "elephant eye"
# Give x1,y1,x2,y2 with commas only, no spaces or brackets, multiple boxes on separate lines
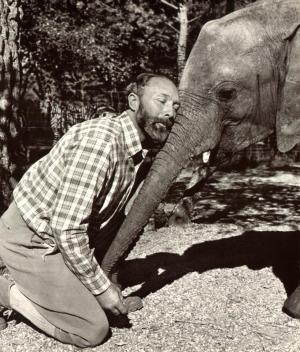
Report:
217,88,237,102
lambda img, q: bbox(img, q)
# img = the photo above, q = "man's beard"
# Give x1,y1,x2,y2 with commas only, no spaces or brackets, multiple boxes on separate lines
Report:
138,106,172,148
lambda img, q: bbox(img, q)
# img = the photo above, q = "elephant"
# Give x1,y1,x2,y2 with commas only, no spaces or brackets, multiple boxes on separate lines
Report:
101,0,300,316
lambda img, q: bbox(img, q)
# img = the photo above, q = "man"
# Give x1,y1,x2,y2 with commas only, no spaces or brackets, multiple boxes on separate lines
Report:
0,73,180,347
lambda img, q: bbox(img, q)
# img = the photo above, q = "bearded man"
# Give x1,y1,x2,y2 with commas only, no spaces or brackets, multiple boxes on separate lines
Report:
0,73,179,347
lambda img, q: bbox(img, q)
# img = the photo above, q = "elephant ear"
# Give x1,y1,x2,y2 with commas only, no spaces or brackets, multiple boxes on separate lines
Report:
276,25,300,153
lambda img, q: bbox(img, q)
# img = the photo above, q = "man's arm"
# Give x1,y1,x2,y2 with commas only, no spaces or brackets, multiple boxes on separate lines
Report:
50,135,127,314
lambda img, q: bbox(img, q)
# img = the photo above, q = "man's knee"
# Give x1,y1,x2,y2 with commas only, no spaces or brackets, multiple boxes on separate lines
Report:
55,317,109,348
84,317,110,347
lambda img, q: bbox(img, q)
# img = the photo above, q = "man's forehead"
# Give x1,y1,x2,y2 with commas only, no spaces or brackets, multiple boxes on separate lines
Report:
145,77,178,96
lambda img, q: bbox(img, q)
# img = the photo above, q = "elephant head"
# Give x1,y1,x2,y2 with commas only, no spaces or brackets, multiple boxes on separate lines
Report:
101,0,300,280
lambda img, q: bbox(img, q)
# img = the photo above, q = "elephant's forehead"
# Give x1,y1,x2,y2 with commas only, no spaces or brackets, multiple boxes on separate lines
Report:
212,19,264,55
180,17,270,91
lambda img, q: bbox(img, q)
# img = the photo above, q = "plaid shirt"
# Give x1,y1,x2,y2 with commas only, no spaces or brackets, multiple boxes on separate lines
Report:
13,111,144,295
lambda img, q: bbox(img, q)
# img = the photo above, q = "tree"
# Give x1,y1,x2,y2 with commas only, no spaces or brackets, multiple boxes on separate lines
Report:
176,1,188,81
160,0,206,81
21,0,178,100
0,0,24,213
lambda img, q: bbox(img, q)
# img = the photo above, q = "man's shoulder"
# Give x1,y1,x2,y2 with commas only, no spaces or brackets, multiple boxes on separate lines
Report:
68,111,124,142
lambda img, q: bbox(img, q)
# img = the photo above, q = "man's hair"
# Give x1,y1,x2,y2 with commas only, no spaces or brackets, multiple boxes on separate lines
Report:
125,73,171,98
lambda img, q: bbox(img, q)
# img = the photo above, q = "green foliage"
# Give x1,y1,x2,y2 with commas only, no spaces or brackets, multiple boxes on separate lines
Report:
21,0,178,101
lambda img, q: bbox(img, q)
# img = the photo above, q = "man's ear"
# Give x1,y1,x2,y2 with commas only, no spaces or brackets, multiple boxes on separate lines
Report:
128,93,140,112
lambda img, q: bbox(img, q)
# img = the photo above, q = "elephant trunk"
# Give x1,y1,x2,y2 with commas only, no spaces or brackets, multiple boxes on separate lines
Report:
101,94,220,277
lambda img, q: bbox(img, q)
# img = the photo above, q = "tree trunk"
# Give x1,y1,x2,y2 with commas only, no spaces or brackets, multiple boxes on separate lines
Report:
177,2,188,82
0,0,23,214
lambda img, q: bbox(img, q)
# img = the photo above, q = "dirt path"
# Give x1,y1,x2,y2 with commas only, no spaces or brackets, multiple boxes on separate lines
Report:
0,165,299,352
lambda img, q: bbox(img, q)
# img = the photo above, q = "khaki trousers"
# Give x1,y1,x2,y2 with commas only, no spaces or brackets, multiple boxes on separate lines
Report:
0,201,109,347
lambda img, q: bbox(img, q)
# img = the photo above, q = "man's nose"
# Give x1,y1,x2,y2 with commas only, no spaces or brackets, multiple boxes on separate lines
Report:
163,101,175,118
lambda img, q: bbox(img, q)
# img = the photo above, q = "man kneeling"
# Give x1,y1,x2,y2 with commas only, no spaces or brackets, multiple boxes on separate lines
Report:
0,73,179,347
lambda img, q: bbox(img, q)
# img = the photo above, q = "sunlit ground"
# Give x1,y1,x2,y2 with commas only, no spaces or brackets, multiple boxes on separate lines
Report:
1,165,299,352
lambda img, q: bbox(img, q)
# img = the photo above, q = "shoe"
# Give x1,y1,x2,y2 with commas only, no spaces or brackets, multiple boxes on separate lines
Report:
0,277,11,308
0,277,12,330
0,307,7,330
283,285,300,319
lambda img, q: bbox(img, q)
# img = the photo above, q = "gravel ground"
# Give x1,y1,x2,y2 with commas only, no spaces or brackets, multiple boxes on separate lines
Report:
0,165,299,352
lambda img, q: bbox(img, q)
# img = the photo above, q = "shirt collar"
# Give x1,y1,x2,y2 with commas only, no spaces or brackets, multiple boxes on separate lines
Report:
119,111,144,164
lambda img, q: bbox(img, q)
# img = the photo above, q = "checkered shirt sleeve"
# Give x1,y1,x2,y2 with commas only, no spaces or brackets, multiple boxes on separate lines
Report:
50,136,112,295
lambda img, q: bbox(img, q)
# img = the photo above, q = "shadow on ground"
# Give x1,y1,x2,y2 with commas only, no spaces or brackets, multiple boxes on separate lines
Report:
192,183,299,226
119,230,300,303
165,166,300,228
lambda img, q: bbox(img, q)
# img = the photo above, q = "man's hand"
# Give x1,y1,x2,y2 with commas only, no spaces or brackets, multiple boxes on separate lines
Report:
96,284,128,316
